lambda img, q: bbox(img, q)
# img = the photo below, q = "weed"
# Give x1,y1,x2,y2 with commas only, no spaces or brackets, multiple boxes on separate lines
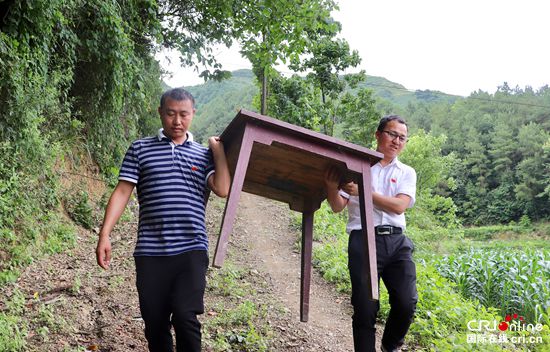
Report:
207,265,253,298
108,275,125,290
204,262,271,351
0,312,27,351
37,325,50,342
38,303,63,332
308,199,550,350
64,190,94,229
204,301,270,352
0,289,29,351
71,275,82,295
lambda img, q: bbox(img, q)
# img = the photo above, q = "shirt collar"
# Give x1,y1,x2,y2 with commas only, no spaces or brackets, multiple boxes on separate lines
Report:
376,157,402,169
157,128,194,144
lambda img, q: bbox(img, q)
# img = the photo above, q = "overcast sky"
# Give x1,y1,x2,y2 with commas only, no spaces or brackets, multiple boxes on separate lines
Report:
160,0,550,97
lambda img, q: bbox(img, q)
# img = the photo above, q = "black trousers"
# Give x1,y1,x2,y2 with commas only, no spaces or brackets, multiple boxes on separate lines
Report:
135,250,209,352
348,230,417,352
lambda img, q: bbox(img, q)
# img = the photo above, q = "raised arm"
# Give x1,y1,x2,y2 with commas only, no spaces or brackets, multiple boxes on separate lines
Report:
96,180,135,269
207,136,231,198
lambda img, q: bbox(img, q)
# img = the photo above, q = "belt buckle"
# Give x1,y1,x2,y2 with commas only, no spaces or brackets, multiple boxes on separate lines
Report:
376,226,392,235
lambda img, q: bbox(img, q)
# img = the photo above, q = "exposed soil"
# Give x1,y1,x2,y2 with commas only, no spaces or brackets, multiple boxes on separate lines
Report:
7,192,384,351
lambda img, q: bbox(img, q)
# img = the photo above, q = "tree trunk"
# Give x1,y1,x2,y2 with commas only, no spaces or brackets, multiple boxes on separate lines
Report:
261,65,267,115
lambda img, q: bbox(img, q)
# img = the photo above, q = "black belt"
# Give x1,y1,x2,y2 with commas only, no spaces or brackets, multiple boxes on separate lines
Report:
375,225,402,236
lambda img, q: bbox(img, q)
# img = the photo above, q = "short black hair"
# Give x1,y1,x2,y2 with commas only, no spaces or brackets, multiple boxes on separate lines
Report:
160,88,195,109
377,115,408,132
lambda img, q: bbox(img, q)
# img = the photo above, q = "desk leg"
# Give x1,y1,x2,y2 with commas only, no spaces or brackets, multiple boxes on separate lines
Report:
213,133,254,268
300,210,313,322
359,163,379,300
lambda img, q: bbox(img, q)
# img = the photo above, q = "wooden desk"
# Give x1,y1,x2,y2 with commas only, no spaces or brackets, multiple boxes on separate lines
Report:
213,109,382,322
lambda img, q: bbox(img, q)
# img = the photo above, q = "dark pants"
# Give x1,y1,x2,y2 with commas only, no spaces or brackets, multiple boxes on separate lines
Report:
135,250,208,352
348,230,417,352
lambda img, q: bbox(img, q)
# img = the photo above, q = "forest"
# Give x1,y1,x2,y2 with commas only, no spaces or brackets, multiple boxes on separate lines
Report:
189,69,550,226
0,0,549,351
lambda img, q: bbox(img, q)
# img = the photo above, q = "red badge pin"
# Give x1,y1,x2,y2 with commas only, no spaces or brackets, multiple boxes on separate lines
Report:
390,178,397,183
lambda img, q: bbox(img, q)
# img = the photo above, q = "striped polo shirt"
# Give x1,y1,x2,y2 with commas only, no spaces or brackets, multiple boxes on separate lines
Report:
119,129,215,256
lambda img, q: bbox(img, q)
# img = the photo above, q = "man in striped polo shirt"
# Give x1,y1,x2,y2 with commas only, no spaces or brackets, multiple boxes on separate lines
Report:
96,88,230,352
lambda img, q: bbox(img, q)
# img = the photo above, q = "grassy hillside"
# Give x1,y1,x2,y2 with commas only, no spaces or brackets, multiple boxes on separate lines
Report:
188,69,258,143
360,75,459,106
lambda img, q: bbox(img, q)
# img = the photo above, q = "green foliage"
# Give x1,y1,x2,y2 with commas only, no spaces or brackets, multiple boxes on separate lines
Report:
313,231,350,293
68,0,162,172
63,191,94,230
411,264,509,351
462,220,539,241
235,0,338,113
43,220,77,255
0,0,161,286
207,265,254,298
288,32,365,135
188,69,256,143
309,203,537,350
204,266,271,352
399,131,457,193
411,86,550,224
0,213,76,285
38,303,64,333
434,249,550,325
0,312,27,351
338,88,380,146
267,73,325,131
362,78,459,108
159,0,235,80
0,289,28,351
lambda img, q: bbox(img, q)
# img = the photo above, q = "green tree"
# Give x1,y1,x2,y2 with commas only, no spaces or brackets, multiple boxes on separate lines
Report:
338,88,380,146
515,123,550,217
234,0,337,114
267,73,324,130
406,84,550,224
399,132,461,234
290,34,364,135
158,0,237,80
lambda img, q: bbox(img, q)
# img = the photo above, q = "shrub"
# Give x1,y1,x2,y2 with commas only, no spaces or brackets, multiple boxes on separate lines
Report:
64,191,94,229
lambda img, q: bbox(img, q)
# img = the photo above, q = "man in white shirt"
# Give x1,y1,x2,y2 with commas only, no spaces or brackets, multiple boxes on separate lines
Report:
324,115,417,352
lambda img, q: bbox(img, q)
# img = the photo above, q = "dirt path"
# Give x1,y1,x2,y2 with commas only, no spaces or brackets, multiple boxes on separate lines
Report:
6,191,384,351
225,193,355,351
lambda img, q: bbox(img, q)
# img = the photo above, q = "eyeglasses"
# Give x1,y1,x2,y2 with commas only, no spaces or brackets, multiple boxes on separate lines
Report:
382,130,408,143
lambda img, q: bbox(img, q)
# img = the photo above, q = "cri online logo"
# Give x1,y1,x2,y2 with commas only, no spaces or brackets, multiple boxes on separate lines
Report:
468,313,543,333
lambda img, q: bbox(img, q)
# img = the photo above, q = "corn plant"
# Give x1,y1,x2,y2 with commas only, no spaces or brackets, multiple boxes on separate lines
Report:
435,249,550,325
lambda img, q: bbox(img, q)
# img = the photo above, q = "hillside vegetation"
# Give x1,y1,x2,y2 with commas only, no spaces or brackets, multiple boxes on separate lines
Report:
184,69,459,143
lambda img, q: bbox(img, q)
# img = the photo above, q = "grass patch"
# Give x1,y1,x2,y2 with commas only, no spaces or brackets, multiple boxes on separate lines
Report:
0,289,28,351
63,190,95,230
204,265,272,351
0,214,77,286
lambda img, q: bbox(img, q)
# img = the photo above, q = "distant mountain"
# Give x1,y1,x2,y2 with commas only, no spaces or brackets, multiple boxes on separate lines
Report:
165,69,460,142
359,75,459,106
